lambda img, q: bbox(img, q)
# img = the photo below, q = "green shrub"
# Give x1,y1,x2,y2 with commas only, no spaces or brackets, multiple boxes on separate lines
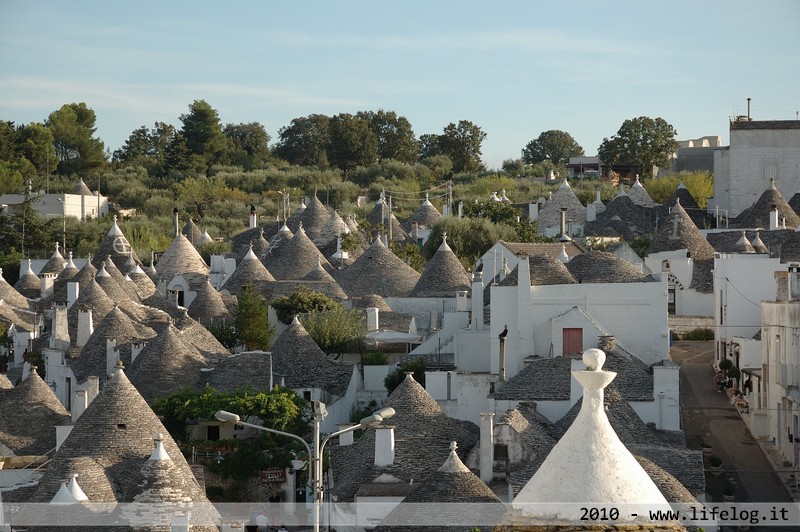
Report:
361,352,389,366
680,328,714,341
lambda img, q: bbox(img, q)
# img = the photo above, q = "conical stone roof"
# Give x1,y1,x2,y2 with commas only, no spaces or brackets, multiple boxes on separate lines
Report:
366,197,410,242
513,349,669,515
75,178,93,196
565,252,654,284
657,183,706,229
0,267,32,310
295,194,335,247
67,278,115,343
127,325,209,402
71,306,156,384
266,317,354,396
187,278,232,325
91,216,141,271
301,259,348,300
734,179,800,229
0,373,13,389
402,194,442,233
329,373,480,502
537,179,587,233
0,367,70,455
262,224,330,280
154,233,209,283
411,235,470,297
14,259,40,299
499,254,577,287
627,176,657,207
334,238,421,298
375,442,504,531
223,246,276,295
181,219,204,248
39,243,66,275
30,365,209,505
647,199,716,292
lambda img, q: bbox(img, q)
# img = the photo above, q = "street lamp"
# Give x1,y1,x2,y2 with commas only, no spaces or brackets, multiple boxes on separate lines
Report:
55,198,66,254
215,402,395,532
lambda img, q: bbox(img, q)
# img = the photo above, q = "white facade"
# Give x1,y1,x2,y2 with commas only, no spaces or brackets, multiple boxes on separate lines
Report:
761,296,800,465
0,190,109,220
644,251,714,318
710,120,800,218
713,253,784,364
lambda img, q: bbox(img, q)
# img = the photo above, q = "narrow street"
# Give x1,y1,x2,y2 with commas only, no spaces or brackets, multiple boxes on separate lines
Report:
671,341,794,530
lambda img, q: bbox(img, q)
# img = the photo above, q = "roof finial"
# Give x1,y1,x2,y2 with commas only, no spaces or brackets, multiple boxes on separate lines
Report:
449,441,457,452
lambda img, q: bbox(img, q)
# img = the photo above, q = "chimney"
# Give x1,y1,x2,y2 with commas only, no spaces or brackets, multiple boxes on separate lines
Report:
559,208,572,242
85,376,100,404
72,389,88,422
338,424,356,446
498,337,506,382
791,265,800,301
374,425,395,466
528,202,539,221
106,338,120,376
596,187,602,203
366,307,379,332
770,205,779,231
67,281,81,308
586,202,597,222
50,305,70,350
173,207,179,236
471,271,484,331
248,205,257,229
76,307,93,347
479,413,494,483
40,272,56,299
458,201,463,219
131,341,147,364
775,271,789,301
747,97,751,120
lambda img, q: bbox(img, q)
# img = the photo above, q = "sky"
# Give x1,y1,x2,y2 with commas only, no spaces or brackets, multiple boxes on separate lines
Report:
1,0,799,170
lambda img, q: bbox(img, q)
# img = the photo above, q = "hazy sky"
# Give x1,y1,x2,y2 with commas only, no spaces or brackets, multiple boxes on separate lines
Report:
1,0,798,169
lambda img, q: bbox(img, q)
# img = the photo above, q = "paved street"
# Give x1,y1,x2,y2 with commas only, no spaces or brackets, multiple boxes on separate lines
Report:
671,341,796,530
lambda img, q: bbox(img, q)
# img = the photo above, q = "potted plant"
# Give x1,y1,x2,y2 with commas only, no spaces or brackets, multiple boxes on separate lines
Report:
709,455,723,477
701,441,713,457
723,483,735,502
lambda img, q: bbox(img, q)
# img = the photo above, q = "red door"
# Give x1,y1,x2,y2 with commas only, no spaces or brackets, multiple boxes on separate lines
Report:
563,328,583,356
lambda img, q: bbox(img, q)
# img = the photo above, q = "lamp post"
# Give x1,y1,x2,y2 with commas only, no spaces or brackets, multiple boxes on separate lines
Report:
215,402,395,532
56,198,66,255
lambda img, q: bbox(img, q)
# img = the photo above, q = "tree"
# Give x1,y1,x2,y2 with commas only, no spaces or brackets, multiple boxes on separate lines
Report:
235,284,275,350
0,121,18,162
422,216,517,267
598,116,679,178
273,114,330,167
357,110,418,164
271,286,340,325
522,130,584,165
418,133,441,160
223,122,271,170
179,100,227,174
327,113,378,179
437,120,486,173
384,357,426,394
299,307,366,357
152,384,307,442
45,103,106,175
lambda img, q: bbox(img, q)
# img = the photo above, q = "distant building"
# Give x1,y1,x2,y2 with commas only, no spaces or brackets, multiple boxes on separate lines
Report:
0,179,109,220
710,119,800,218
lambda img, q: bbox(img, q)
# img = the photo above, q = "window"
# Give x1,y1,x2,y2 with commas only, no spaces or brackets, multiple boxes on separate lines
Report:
207,425,220,441
494,444,509,460
303,390,312,402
